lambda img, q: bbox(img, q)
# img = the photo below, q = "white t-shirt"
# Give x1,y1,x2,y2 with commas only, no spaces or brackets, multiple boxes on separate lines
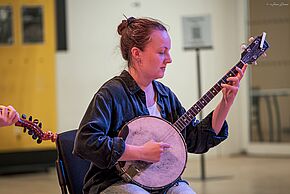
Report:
147,102,161,118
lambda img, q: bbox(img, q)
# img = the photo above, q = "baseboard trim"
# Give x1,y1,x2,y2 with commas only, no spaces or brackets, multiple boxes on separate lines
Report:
0,149,57,174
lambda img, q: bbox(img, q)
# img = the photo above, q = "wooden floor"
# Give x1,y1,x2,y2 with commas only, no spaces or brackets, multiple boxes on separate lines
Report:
0,155,289,194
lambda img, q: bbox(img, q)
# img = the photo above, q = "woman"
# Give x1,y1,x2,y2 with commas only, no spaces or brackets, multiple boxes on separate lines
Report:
73,17,247,194
0,105,19,127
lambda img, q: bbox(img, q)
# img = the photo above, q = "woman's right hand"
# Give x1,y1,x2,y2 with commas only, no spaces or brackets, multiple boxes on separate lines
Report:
140,140,171,163
119,140,171,162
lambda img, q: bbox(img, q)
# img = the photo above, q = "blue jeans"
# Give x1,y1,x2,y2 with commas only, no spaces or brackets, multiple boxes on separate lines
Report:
100,181,196,194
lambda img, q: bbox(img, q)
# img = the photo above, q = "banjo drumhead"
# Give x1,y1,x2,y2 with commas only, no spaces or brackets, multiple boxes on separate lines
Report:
120,116,187,189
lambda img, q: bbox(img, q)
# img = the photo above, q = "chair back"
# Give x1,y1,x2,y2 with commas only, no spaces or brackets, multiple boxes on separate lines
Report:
56,129,90,194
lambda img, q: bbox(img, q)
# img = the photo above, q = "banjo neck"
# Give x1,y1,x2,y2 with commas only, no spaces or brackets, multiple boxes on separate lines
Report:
173,61,245,132
173,32,269,132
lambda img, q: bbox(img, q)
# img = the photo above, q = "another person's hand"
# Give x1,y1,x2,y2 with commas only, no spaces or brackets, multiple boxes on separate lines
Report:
0,105,20,127
140,140,171,163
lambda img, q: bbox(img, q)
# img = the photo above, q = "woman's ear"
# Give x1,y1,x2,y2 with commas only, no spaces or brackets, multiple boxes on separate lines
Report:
131,47,142,59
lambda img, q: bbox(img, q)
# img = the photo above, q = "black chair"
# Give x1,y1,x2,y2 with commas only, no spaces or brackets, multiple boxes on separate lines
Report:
55,129,91,194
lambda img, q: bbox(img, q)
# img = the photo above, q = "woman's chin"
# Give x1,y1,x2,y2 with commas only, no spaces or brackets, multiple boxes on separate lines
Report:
156,73,165,79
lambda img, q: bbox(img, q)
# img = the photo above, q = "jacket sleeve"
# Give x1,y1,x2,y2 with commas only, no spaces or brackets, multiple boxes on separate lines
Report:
166,88,228,154
184,111,228,154
73,90,125,169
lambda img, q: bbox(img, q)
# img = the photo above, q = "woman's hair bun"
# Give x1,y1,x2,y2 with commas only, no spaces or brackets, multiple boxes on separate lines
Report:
117,17,136,35
117,20,127,35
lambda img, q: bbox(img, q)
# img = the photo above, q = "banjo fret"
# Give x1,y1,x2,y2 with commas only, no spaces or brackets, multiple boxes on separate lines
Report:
173,61,247,133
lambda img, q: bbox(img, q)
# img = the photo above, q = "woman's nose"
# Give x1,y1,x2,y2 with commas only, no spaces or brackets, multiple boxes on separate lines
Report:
166,54,172,64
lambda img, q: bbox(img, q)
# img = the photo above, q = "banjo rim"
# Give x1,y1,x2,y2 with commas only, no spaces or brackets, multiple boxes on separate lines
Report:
117,115,188,191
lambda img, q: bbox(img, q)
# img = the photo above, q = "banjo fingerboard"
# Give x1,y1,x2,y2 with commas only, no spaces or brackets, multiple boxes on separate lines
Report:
173,32,270,131
173,61,245,132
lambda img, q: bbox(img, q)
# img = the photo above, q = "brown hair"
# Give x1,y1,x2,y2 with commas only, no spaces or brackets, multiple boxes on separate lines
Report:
117,17,167,66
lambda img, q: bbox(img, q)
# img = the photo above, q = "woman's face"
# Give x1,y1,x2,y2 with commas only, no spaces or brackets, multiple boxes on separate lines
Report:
138,30,172,80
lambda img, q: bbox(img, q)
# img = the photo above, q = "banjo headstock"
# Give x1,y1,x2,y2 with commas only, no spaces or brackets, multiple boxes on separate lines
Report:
240,32,269,65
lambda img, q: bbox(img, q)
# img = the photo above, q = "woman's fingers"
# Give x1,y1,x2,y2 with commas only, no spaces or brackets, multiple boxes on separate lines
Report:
160,142,171,149
241,64,248,73
221,83,238,91
227,76,239,85
249,37,255,42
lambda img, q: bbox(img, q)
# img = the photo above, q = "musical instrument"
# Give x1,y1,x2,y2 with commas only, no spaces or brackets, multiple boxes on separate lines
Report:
14,114,57,143
0,107,57,143
116,32,270,191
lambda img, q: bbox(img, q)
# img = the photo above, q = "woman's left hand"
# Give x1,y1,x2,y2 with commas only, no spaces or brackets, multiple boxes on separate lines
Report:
220,36,264,106
221,64,247,105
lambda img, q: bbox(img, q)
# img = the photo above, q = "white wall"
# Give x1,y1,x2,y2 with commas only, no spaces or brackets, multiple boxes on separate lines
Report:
56,0,249,155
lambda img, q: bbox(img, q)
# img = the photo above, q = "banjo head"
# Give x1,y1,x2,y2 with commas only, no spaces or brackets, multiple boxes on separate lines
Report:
118,116,187,190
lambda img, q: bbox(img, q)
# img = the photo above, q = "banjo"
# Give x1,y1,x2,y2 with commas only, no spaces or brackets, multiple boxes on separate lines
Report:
116,33,269,191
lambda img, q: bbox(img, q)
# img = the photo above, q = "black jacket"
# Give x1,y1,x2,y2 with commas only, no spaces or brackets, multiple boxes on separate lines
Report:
73,70,228,194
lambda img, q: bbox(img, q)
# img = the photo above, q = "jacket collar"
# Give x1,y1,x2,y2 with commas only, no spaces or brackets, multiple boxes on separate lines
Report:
119,70,168,97
119,70,141,94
